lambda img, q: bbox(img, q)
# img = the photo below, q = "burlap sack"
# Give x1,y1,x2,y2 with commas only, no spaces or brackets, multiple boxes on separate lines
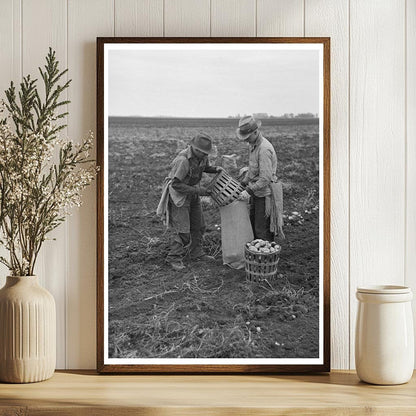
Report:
220,200,254,269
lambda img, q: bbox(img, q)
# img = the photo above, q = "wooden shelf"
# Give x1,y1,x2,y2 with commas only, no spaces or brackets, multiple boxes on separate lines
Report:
1,370,416,415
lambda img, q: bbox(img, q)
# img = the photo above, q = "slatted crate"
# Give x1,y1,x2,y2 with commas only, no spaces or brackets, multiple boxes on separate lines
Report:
207,170,245,207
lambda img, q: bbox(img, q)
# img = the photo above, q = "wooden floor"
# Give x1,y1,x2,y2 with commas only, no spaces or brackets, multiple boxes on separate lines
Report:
0,370,415,415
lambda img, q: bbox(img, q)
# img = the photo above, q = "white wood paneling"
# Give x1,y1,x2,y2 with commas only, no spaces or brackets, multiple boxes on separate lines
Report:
406,0,416,363
305,0,350,370
257,0,304,37
0,0,13,104
22,0,68,369
0,0,21,285
0,0,21,100
349,0,406,368
165,0,210,37
115,0,163,37
67,0,114,369
211,0,256,37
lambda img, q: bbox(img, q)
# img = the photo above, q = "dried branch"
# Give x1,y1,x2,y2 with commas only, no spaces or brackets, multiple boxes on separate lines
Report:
0,49,97,276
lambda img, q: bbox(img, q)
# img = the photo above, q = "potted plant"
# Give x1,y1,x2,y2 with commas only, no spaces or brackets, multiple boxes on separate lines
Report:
0,49,96,383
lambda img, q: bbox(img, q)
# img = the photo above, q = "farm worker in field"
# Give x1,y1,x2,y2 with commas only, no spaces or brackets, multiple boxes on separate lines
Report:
236,115,285,241
157,133,224,272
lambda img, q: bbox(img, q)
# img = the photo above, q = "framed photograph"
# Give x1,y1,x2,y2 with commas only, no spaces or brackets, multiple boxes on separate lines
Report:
97,37,330,373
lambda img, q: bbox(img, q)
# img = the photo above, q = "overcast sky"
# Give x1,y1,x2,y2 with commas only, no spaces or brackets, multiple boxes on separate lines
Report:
108,48,319,118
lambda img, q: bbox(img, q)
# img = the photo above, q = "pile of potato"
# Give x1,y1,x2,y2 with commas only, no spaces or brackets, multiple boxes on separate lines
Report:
245,239,281,254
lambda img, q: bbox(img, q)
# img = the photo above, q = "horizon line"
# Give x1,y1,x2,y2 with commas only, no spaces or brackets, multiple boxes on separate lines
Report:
108,115,319,119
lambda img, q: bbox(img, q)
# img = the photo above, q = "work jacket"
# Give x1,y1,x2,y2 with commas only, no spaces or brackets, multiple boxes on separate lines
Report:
168,146,217,206
246,134,278,198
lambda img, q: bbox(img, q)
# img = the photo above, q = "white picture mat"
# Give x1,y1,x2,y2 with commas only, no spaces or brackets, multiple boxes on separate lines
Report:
103,42,324,365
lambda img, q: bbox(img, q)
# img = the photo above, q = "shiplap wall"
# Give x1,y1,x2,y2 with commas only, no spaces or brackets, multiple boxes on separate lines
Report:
0,0,414,370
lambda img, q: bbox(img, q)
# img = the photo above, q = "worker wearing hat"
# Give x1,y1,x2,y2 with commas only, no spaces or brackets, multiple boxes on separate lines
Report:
164,133,223,271
236,115,283,241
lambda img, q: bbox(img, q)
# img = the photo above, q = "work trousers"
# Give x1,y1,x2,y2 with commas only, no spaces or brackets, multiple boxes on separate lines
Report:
166,194,205,262
249,195,274,242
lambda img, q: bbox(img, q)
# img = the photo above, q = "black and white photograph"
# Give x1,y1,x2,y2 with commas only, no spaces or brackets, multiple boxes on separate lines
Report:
97,39,330,372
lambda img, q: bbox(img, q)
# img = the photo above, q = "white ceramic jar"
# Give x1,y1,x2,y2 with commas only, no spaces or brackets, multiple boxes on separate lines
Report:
355,285,414,385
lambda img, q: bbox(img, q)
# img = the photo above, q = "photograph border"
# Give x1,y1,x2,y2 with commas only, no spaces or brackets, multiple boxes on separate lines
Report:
96,37,330,374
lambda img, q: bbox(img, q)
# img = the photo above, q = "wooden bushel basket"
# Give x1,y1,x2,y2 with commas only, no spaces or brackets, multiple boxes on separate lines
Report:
207,170,245,207
244,246,280,281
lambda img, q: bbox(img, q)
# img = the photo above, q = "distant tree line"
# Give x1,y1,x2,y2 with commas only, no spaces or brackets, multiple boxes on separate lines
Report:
228,112,318,119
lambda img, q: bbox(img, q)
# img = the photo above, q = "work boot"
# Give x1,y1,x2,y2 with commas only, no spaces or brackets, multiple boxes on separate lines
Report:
167,260,186,271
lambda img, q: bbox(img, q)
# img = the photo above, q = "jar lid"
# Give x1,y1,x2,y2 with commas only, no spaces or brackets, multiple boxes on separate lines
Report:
357,285,411,294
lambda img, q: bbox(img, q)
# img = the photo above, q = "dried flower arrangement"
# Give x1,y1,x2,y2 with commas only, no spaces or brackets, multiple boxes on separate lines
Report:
0,48,97,276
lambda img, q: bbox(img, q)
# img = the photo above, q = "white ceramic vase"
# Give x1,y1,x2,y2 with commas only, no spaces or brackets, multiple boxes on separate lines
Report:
0,276,56,383
355,285,414,385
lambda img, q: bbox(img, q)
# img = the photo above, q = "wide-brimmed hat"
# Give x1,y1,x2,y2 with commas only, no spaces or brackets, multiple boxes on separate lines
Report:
190,133,213,154
236,115,262,141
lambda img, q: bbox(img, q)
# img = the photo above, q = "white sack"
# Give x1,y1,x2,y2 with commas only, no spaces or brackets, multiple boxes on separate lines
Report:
220,200,254,269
